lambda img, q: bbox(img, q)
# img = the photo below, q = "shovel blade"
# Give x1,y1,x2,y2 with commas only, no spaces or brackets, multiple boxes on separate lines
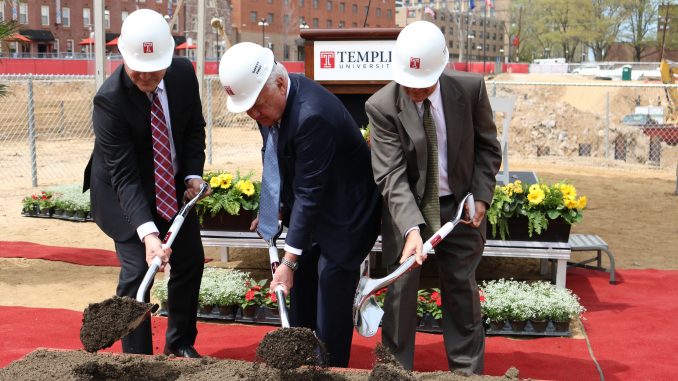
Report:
354,296,384,337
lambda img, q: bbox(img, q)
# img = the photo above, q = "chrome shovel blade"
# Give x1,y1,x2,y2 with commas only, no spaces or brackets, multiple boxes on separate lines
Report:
354,296,383,337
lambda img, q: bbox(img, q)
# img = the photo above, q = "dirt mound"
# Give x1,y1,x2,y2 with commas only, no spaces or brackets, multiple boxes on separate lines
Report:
255,327,326,370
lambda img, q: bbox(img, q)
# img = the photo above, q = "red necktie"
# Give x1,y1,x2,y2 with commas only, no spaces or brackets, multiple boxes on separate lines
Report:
150,90,178,221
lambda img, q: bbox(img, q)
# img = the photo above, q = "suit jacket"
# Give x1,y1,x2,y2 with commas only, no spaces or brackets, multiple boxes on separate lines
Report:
84,57,206,241
366,70,501,264
262,74,380,270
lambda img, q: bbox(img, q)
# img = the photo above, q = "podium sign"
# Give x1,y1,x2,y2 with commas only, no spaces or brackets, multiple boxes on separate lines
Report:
313,40,396,81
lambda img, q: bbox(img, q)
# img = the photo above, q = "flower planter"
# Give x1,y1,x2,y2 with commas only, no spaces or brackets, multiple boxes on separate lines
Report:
530,319,549,333
241,305,258,319
198,305,215,316
217,305,238,319
200,210,256,231
417,313,443,333
488,216,571,242
553,319,571,332
485,318,571,337
510,320,528,332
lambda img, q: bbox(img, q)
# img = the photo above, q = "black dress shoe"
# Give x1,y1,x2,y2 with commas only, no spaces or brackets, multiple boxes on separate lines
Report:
163,345,201,358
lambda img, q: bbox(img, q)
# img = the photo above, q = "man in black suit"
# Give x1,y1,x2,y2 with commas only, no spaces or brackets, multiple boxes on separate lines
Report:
218,42,381,367
83,9,209,358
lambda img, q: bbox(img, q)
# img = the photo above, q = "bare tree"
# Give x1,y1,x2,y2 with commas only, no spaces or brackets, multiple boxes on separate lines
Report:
621,0,658,61
588,0,626,61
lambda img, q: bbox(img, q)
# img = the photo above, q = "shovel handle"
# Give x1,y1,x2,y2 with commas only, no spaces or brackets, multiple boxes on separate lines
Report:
136,256,162,302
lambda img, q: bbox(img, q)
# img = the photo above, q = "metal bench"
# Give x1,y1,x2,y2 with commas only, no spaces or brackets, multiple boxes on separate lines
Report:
201,230,572,289
567,234,617,284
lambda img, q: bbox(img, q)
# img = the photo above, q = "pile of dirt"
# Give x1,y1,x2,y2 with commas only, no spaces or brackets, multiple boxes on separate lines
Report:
0,348,530,381
255,327,326,370
80,296,155,353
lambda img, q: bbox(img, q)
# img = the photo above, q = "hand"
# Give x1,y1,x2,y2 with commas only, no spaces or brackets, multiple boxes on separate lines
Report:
271,253,296,297
184,178,211,201
144,233,172,271
400,229,426,267
470,201,486,228
250,216,259,232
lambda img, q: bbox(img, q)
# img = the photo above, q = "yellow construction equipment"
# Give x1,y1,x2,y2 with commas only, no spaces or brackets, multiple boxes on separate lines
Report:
660,59,678,124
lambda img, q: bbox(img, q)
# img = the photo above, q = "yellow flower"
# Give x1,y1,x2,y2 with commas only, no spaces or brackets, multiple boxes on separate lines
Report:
560,184,577,199
239,180,255,196
528,184,541,193
209,176,221,188
502,184,513,196
564,196,578,209
513,180,523,194
577,196,587,209
527,188,545,205
219,173,233,189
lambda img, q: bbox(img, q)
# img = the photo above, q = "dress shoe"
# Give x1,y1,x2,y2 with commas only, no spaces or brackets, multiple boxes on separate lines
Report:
163,345,201,358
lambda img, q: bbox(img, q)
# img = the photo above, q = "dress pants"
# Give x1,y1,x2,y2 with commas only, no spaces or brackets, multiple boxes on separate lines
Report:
289,244,359,367
381,196,485,373
114,211,204,354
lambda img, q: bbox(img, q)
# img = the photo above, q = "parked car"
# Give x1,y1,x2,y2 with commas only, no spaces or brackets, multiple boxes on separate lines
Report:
621,114,659,126
572,64,601,75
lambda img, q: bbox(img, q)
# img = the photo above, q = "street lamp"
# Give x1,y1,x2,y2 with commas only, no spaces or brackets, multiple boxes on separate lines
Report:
258,18,269,47
88,26,93,61
298,20,309,61
211,17,226,61
466,34,474,72
476,45,483,73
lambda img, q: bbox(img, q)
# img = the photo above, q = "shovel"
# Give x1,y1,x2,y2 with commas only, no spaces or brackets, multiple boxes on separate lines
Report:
80,183,209,352
257,222,290,328
352,192,476,337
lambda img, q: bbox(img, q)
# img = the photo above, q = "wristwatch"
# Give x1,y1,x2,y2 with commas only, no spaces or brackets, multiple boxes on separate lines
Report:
281,258,298,271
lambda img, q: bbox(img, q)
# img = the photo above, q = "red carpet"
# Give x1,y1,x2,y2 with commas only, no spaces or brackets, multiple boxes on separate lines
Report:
0,241,120,266
1,268,677,380
0,241,211,266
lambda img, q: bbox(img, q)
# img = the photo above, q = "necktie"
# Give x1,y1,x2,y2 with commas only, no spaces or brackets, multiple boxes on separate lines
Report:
150,89,178,221
421,99,440,240
258,125,281,241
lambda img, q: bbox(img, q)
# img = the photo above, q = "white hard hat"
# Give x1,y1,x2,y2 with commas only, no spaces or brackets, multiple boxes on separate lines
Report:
391,21,449,88
218,42,275,113
118,9,175,72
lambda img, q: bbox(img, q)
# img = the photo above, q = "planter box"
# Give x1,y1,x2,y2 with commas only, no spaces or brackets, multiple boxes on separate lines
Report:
484,319,571,337
488,216,571,242
200,210,256,231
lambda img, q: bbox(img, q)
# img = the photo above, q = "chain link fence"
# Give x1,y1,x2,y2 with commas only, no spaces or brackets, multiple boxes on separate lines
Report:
1,74,677,189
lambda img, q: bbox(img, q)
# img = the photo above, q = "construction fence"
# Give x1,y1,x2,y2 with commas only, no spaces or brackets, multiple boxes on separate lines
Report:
0,74,676,189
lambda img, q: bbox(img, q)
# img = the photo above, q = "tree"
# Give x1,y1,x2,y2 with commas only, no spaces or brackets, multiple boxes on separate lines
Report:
588,0,627,61
0,21,18,97
621,0,658,61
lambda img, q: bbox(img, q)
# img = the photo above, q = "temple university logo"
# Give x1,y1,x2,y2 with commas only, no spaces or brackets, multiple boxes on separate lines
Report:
143,42,154,53
320,51,335,68
224,86,235,96
409,57,421,69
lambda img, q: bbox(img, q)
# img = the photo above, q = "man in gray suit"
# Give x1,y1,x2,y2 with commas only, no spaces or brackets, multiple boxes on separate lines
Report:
365,21,501,374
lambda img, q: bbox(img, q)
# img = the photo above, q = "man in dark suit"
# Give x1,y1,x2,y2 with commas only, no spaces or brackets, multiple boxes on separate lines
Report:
366,21,502,373
218,42,381,367
83,9,209,358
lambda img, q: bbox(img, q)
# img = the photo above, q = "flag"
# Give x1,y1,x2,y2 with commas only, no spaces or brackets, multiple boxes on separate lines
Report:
424,6,436,18
512,35,520,47
485,0,493,7
470,0,476,10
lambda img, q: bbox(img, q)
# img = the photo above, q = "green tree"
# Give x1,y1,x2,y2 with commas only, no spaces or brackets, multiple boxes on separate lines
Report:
0,20,18,97
588,0,627,61
621,0,658,61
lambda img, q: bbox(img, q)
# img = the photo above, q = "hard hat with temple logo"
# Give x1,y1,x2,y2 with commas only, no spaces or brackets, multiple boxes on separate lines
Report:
391,21,449,88
218,42,275,113
117,9,175,72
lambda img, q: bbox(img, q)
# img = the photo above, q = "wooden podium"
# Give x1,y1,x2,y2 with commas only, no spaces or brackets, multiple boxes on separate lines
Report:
300,28,401,128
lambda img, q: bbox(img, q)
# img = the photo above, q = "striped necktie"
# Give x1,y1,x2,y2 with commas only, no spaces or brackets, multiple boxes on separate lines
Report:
421,99,440,239
150,89,178,221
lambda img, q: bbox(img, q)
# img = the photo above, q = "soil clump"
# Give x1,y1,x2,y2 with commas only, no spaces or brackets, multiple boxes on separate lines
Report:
255,327,327,370
80,296,155,353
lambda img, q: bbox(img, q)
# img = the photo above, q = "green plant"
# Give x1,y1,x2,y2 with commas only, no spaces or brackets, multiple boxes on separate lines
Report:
360,123,371,146
416,289,442,319
152,278,169,304
487,180,587,240
239,278,268,309
22,194,40,211
196,170,261,223
0,21,18,97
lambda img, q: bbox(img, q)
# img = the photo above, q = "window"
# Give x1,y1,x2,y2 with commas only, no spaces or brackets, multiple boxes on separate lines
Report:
376,7,381,17
52,39,59,55
250,11,257,23
326,19,332,28
156,0,162,3
387,9,392,18
104,10,110,29
62,7,70,27
298,0,304,6
338,20,345,28
313,0,318,9
83,8,91,26
312,18,318,28
268,0,273,4
121,11,128,22
352,4,357,14
66,39,74,54
283,14,289,26
267,13,273,24
364,5,368,15
339,2,345,12
352,22,357,27
0,2,4,22
283,44,290,60
19,3,27,24
326,0,332,11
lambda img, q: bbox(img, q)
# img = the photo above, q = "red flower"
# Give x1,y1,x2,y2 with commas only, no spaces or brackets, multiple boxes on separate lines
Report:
479,289,486,303
32,195,38,200
430,291,442,307
375,288,387,296
269,292,277,303
252,285,262,291
245,290,256,301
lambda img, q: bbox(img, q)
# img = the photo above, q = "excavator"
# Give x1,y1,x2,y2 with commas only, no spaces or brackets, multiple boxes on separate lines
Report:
660,59,678,124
